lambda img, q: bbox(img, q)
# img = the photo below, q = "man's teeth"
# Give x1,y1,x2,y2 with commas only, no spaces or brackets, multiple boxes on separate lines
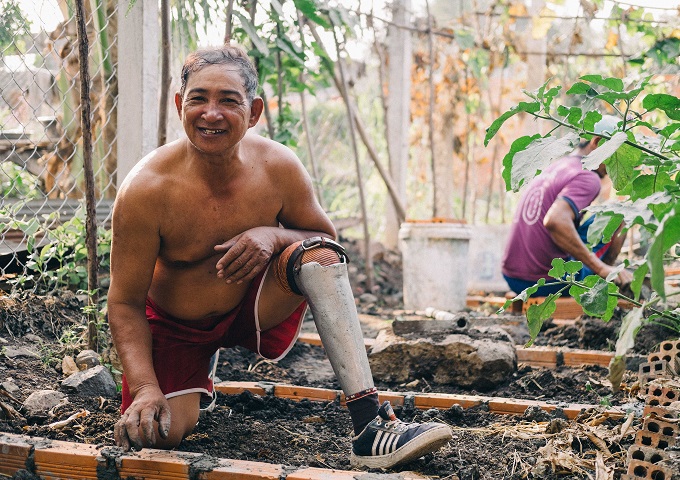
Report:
203,129,224,134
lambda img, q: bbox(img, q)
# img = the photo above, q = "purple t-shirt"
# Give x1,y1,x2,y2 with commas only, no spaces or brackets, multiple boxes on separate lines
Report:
502,155,601,282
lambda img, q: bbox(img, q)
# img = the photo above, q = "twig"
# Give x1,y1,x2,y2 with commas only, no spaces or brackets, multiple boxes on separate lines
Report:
48,409,89,430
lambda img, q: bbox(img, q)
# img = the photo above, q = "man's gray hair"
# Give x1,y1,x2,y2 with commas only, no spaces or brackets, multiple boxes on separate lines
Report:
179,44,259,103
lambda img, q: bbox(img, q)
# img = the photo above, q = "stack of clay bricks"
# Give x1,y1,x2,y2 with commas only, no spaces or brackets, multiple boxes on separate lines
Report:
622,340,680,480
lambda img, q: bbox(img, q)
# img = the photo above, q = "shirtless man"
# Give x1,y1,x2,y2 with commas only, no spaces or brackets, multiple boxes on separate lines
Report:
108,44,451,469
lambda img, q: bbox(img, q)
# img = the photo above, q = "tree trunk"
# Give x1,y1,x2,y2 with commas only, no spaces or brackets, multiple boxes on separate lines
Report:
157,0,170,147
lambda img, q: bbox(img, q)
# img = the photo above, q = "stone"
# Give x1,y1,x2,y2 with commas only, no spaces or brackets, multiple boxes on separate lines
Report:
1,380,19,394
75,349,100,370
359,293,378,304
24,334,42,343
22,390,67,417
368,326,517,390
3,346,39,359
61,365,117,398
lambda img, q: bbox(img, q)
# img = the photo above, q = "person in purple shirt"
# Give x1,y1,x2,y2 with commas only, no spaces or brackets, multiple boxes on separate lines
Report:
502,115,634,296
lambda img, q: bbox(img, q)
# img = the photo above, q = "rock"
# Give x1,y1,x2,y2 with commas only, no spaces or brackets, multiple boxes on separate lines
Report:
523,405,551,423
1,379,19,394
24,334,42,343
61,365,117,398
75,349,100,370
62,356,79,376
22,390,67,417
3,346,39,359
359,293,378,304
369,326,516,390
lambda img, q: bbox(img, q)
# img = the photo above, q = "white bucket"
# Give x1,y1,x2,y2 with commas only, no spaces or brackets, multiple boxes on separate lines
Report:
398,222,471,313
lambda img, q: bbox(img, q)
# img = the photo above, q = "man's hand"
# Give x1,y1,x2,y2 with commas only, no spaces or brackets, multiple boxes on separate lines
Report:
215,226,278,284
114,385,171,451
600,264,634,287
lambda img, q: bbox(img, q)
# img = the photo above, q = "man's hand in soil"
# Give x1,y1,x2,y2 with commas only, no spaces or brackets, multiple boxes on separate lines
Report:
215,226,279,285
600,264,634,287
114,386,171,451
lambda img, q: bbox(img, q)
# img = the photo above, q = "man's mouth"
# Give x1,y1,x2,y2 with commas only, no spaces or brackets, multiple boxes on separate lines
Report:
199,128,226,135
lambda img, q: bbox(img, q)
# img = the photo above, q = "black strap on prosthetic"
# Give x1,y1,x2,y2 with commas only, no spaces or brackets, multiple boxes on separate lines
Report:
286,236,349,296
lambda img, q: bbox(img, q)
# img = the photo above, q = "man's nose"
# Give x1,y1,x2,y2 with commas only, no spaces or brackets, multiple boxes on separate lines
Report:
202,103,224,121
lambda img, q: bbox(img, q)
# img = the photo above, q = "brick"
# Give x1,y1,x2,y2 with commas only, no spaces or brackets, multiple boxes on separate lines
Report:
656,340,680,373
215,381,268,396
0,433,33,477
627,445,669,465
626,459,674,480
645,383,680,407
643,405,680,421
414,393,485,410
117,449,193,479
643,417,680,439
638,360,672,385
488,398,544,416
635,430,677,450
563,349,613,368
274,385,340,403
516,347,558,367
33,439,101,480
200,459,283,480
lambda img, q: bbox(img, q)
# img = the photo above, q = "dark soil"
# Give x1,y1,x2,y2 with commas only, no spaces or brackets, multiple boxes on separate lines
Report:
1,235,661,479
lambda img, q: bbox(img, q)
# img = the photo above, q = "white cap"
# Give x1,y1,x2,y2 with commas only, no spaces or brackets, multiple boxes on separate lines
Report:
592,115,620,136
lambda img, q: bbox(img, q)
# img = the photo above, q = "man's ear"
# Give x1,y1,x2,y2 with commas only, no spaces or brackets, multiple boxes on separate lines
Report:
175,92,183,119
590,136,602,150
248,97,264,128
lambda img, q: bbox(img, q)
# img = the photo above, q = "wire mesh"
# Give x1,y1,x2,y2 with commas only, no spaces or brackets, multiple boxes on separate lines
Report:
1,0,117,291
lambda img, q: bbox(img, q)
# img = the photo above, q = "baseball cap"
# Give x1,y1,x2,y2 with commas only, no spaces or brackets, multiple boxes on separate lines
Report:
592,115,620,136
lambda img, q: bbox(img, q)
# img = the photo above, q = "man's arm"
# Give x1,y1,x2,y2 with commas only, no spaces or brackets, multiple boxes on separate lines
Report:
215,148,336,284
108,183,170,450
544,199,632,285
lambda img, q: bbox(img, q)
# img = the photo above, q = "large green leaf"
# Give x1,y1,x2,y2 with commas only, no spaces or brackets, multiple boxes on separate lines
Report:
615,306,645,356
526,293,561,347
566,82,598,97
501,134,540,191
648,205,680,299
581,132,627,170
507,133,579,191
586,213,623,246
581,75,624,92
643,93,680,121
605,142,644,191
587,192,672,229
484,102,540,146
577,277,618,321
233,12,270,56
557,106,583,127
294,0,331,28
630,262,648,302
631,172,675,201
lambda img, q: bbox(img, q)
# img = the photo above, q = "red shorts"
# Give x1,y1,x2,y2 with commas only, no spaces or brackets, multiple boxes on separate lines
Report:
121,267,307,412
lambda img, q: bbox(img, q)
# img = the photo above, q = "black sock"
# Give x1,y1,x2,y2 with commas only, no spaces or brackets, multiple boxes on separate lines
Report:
347,393,380,435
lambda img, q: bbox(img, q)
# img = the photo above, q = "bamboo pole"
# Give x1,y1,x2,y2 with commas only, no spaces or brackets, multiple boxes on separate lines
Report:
425,0,437,217
224,0,234,44
330,23,373,290
74,0,99,351
157,0,170,147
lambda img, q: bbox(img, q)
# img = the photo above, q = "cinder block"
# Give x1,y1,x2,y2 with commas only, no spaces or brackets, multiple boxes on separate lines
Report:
627,444,670,465
646,383,680,407
639,360,673,385
635,430,677,450
654,340,680,373
626,459,674,480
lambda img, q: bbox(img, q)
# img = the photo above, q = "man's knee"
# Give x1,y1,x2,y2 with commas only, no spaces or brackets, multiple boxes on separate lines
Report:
274,237,348,295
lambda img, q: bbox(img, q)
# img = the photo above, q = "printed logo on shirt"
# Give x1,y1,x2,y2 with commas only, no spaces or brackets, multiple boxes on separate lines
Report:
522,187,544,225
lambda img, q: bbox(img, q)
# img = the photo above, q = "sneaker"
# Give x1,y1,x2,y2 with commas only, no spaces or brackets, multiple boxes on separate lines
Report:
350,401,452,469
199,350,219,414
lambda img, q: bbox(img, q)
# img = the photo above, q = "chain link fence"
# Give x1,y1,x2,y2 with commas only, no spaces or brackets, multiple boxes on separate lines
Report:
1,0,118,290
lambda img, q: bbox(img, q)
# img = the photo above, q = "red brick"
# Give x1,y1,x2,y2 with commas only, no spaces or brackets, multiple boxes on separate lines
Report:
33,439,101,480
627,445,669,465
626,459,674,479
199,459,284,480
516,347,557,367
562,349,613,368
645,383,680,407
638,360,672,385
0,433,33,477
117,449,192,479
635,430,676,450
643,405,680,421
642,417,680,438
287,467,364,479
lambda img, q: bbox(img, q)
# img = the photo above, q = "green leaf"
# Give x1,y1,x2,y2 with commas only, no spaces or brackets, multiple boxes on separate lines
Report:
581,132,627,170
648,206,680,299
547,258,567,279
586,213,623,246
581,74,624,92
565,260,583,275
630,262,648,302
615,306,645,356
582,111,603,132
294,0,331,28
233,12,270,56
484,101,541,146
605,142,644,191
501,134,540,191
507,133,580,191
558,106,583,127
525,293,561,347
566,82,598,96
631,172,675,201
643,93,680,120
577,277,618,321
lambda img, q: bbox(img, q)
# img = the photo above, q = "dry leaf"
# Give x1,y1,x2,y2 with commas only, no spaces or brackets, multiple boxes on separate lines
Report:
605,30,619,50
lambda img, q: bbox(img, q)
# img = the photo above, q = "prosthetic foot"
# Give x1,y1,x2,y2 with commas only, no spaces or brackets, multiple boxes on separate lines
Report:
278,237,452,468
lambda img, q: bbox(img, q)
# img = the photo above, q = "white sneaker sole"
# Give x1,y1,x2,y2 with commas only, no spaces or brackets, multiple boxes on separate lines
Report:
350,424,453,469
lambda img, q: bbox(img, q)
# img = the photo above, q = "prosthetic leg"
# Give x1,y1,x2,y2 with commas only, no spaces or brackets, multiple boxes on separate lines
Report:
276,237,452,468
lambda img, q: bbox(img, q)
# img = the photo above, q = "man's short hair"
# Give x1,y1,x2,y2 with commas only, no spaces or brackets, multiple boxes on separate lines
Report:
179,44,259,103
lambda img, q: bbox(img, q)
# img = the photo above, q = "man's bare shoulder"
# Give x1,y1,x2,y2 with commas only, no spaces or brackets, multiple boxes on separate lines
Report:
118,140,186,199
243,132,301,166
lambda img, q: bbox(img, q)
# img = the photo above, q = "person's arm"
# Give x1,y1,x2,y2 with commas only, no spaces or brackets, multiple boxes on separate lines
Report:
544,199,632,285
215,148,336,284
108,182,170,450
